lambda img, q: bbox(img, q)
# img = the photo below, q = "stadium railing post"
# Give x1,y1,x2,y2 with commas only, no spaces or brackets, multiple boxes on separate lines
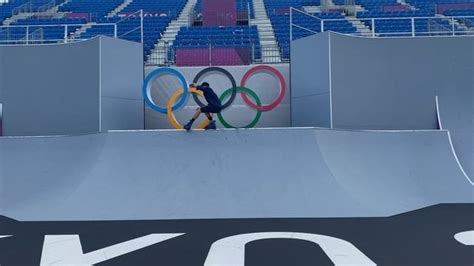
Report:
252,42,255,63
411,18,415,37
289,7,293,41
451,17,455,36
208,43,212,66
371,18,375,37
140,9,144,44
247,2,250,21
26,26,29,45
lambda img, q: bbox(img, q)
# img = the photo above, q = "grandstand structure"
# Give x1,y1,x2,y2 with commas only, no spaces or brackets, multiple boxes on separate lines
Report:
0,0,473,64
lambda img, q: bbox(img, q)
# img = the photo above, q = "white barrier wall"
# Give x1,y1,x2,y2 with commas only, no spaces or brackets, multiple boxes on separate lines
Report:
290,33,331,128
0,36,144,136
291,32,474,177
144,64,290,129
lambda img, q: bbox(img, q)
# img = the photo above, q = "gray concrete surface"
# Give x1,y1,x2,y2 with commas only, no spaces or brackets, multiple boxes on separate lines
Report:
100,36,144,131
291,33,331,128
0,128,471,221
0,38,100,136
291,32,474,179
0,36,143,136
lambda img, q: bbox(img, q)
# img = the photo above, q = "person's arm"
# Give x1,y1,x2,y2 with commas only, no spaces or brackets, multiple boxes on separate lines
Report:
196,85,204,91
190,83,203,91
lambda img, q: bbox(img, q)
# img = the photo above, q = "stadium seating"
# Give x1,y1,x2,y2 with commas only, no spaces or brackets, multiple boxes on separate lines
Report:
237,0,255,19
173,25,261,59
333,0,470,36
354,0,467,36
0,0,473,63
409,1,474,29
0,1,25,22
194,0,255,19
121,0,186,17
265,0,355,59
59,0,123,19
0,0,61,23
407,0,473,13
445,9,474,28
82,16,170,57
79,0,187,57
11,18,85,42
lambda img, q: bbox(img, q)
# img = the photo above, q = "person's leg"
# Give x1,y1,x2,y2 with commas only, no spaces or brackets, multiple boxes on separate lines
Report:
184,107,202,131
203,112,216,130
192,108,202,120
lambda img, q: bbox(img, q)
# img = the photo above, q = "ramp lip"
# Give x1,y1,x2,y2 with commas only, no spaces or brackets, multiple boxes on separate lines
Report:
108,127,447,133
435,96,444,130
446,131,473,185
435,95,473,185
0,127,450,140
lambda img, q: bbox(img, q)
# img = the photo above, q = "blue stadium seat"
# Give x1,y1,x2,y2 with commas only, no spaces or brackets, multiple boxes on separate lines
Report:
173,25,261,59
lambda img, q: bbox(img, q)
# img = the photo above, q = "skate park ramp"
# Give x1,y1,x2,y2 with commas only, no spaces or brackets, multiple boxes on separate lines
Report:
291,32,473,178
0,128,472,221
0,36,144,136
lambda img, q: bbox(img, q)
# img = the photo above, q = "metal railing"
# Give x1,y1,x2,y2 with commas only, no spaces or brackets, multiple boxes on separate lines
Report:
10,0,57,16
37,0,56,14
357,16,474,37
290,7,474,39
190,11,252,26
12,1,33,16
259,44,286,63
146,42,173,65
145,42,285,66
18,27,43,44
0,10,144,45
115,9,144,44
0,23,117,45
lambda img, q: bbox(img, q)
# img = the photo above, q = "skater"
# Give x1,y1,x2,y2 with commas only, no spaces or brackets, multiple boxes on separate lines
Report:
184,82,222,131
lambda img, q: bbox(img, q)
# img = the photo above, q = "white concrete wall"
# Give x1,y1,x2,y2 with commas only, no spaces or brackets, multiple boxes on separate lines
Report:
0,36,144,136
144,64,290,129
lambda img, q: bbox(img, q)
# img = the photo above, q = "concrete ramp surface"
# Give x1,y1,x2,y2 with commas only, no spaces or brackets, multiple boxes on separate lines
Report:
436,94,473,181
291,33,474,178
0,128,472,221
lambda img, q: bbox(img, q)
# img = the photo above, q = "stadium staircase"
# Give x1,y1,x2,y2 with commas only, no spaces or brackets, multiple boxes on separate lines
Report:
70,22,96,40
147,0,195,65
347,16,372,36
304,4,371,36
344,5,372,36
2,12,34,26
435,13,469,32
108,0,134,17
250,0,281,63
2,0,63,26
50,0,73,13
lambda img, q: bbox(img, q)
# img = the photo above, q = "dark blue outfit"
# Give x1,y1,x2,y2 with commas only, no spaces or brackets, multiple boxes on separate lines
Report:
197,85,223,113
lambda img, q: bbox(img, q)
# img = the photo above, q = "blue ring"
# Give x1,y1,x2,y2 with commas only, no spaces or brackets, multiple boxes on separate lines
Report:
142,67,189,114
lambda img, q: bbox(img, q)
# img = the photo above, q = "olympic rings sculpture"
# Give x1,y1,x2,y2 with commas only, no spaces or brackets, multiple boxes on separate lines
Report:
142,65,287,129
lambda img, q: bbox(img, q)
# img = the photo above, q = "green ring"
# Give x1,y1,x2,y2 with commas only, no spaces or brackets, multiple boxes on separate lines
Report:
217,86,262,128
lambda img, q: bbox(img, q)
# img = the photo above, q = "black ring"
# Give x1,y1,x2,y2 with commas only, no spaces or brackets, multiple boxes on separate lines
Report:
192,67,237,109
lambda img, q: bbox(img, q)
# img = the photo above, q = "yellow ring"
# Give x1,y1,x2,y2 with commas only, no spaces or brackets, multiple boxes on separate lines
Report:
167,87,209,129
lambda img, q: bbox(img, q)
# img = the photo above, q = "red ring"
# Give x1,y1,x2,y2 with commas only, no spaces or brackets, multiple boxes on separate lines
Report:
240,65,287,112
